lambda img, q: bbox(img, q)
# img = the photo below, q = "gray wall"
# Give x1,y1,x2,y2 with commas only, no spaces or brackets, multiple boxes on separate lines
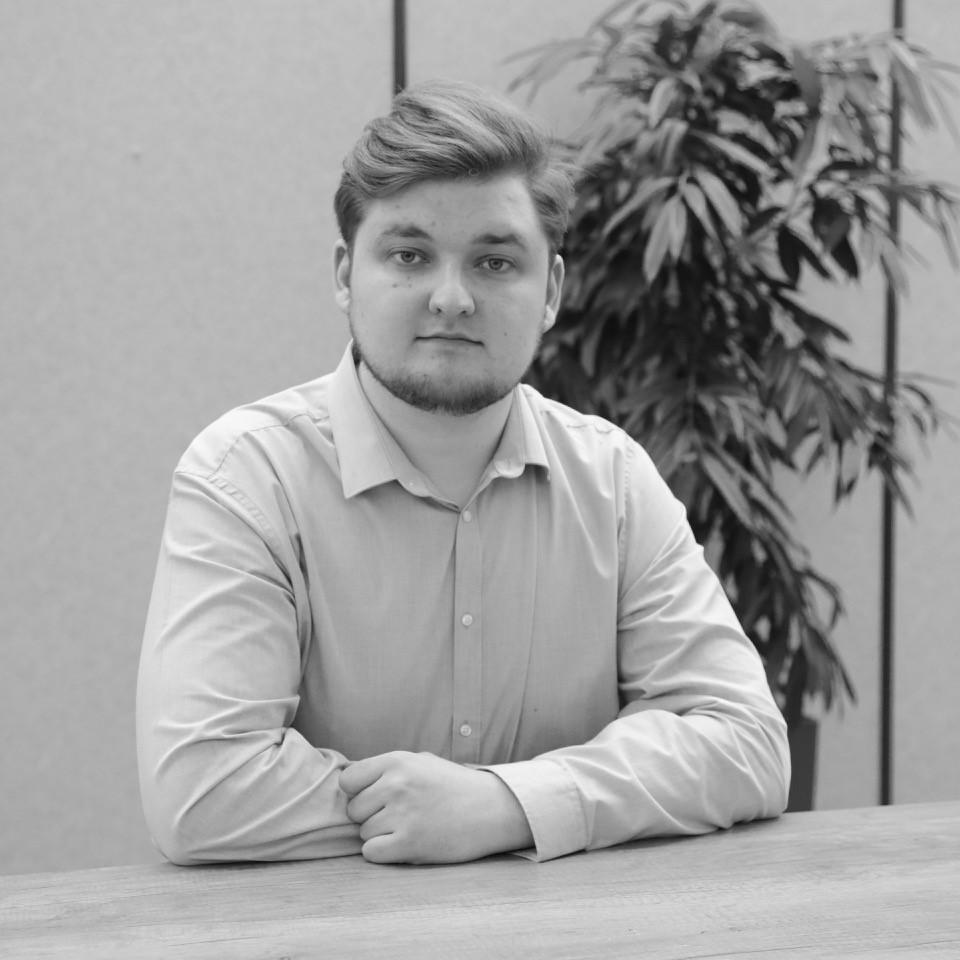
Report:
757,0,960,810
1,0,386,873
2,0,957,875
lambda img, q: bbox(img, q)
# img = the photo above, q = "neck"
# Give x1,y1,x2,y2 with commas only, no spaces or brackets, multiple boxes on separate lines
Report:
358,364,513,507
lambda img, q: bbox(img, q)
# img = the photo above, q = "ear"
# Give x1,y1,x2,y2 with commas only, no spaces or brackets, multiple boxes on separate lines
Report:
333,239,352,313
542,254,565,333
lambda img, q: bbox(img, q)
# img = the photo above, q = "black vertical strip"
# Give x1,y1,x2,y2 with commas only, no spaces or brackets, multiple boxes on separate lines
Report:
880,0,905,807
393,0,407,94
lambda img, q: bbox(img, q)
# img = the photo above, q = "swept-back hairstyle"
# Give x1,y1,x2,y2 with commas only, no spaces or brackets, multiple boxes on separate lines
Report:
334,79,575,256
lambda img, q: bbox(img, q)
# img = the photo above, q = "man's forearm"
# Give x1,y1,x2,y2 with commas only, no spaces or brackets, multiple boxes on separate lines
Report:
484,697,789,862
139,725,362,865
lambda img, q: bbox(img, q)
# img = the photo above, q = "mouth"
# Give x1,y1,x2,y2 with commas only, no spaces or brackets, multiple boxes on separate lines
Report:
417,333,481,345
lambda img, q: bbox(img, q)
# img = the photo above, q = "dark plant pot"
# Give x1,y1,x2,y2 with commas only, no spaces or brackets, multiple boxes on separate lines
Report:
786,716,818,812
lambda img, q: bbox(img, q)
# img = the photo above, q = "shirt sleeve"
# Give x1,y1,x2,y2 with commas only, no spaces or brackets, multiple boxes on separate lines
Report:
481,441,791,862
136,465,361,865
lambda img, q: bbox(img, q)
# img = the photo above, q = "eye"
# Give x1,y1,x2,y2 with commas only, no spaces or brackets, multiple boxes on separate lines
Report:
481,256,513,273
390,249,426,266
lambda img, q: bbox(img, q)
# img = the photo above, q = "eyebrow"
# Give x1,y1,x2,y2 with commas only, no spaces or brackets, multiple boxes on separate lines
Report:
378,224,432,241
474,231,529,250
376,223,530,250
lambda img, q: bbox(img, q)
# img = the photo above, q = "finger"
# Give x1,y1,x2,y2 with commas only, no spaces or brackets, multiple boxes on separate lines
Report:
345,784,387,825
339,756,388,797
358,808,393,842
362,833,406,865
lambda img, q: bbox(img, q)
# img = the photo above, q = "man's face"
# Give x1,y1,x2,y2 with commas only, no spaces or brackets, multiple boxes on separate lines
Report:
334,173,564,416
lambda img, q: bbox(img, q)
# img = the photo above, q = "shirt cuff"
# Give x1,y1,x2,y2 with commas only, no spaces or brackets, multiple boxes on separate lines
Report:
479,758,587,862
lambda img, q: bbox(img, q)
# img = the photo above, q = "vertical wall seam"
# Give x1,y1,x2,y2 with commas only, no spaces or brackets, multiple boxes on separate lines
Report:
393,0,407,93
880,0,906,807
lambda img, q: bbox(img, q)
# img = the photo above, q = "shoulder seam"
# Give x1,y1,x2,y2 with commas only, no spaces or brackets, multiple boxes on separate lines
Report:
183,410,330,483
173,466,287,560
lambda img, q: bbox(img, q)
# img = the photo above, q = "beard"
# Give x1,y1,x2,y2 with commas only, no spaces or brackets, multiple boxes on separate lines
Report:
350,331,536,417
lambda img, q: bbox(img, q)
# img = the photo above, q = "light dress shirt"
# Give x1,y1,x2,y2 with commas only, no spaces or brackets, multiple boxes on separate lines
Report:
137,347,790,865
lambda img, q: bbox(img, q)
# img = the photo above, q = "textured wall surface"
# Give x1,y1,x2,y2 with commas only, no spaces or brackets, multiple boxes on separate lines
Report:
1,0,387,874
2,0,957,875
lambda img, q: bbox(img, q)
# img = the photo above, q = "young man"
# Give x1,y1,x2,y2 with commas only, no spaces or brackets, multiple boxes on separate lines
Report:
136,80,789,866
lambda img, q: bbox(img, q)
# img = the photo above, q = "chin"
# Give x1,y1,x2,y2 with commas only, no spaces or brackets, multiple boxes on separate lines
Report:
394,374,514,416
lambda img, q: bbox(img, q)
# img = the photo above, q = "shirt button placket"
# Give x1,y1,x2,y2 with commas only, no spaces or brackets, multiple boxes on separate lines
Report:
452,503,482,764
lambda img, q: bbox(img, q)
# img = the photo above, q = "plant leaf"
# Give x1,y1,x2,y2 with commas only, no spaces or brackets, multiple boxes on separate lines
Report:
792,45,823,111
694,168,743,236
688,130,773,177
701,449,754,529
830,235,859,278
648,76,679,127
889,38,937,128
668,196,689,259
644,197,676,282
602,177,675,238
681,181,719,240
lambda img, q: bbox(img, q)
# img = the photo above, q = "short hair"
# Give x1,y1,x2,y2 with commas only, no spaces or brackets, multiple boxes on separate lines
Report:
334,79,575,257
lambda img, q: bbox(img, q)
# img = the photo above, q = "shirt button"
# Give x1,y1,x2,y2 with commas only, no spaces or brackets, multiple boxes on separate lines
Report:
459,724,473,737
461,613,474,627
461,509,473,522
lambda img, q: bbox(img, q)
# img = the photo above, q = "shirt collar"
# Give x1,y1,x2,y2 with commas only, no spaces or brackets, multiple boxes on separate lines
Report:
327,347,399,499
327,345,550,499
492,384,550,481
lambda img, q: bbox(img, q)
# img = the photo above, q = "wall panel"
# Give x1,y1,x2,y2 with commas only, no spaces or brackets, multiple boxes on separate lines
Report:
0,0,390,874
885,0,960,804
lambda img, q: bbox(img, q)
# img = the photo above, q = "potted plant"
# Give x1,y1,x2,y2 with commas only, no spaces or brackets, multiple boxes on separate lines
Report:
509,0,958,808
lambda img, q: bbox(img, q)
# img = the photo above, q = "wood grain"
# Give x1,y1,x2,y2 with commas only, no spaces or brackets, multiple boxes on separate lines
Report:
2,802,958,959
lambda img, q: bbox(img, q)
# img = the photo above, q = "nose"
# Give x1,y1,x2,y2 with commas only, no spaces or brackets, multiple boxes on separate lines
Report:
428,267,475,317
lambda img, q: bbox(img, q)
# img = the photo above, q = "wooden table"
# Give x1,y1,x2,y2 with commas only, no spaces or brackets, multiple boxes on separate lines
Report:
2,801,958,959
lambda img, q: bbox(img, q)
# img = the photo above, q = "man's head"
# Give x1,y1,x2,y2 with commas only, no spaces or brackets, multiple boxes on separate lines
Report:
334,79,574,259
333,81,573,417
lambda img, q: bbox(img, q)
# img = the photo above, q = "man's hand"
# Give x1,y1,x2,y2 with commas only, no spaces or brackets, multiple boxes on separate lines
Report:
338,751,534,864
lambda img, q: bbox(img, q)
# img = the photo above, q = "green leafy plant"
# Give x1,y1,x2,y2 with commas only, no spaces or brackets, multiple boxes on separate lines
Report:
510,0,959,725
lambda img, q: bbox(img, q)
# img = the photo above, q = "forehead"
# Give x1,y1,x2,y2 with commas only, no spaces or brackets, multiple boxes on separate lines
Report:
357,174,547,247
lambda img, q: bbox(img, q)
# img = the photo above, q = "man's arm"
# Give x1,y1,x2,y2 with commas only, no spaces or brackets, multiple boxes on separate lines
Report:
136,469,360,865
478,442,790,861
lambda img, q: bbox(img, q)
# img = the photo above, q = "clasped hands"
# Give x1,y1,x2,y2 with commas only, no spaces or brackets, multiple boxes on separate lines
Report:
339,750,533,864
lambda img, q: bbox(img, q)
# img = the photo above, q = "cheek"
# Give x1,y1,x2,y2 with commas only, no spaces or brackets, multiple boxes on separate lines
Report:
354,275,413,310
